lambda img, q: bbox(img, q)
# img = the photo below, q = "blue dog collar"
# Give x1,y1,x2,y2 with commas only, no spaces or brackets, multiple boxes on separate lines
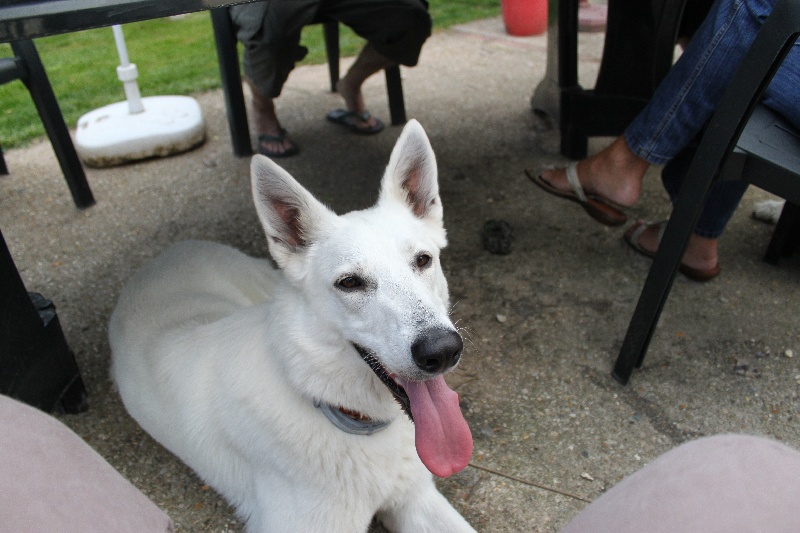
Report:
314,400,392,436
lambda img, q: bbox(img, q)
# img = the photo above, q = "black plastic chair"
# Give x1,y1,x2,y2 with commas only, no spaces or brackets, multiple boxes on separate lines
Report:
0,39,94,209
210,7,406,157
613,0,800,384
764,200,799,265
0,229,88,414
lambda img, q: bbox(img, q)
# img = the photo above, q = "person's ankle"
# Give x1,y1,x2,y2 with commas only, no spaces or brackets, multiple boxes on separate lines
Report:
336,77,362,113
685,234,719,269
587,137,648,205
607,137,648,174
251,104,282,137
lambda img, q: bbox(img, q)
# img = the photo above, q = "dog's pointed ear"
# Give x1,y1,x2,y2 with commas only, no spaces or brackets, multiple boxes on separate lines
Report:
379,120,443,225
250,155,335,270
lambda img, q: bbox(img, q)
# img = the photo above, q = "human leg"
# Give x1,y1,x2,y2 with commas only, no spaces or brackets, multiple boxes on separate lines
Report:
760,43,800,130
618,139,739,279
621,132,750,280
534,0,776,217
661,144,750,241
624,221,721,281
326,0,431,68
578,0,607,33
328,43,392,133
625,0,776,164
648,34,798,256
321,0,431,133
230,1,319,155
628,0,799,156
246,79,299,157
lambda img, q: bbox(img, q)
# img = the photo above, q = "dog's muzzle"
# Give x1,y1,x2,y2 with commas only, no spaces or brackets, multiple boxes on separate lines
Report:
353,344,413,420
354,329,463,422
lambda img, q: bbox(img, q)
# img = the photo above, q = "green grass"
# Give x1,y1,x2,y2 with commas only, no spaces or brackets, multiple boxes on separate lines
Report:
0,1,500,148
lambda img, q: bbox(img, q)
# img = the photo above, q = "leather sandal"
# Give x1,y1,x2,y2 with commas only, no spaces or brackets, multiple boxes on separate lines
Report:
623,220,721,282
526,163,628,227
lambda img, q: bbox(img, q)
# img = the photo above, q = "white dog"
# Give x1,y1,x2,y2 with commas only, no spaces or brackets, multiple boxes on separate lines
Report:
109,120,476,532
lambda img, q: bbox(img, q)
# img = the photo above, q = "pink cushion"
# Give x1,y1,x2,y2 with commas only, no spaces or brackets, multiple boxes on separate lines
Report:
561,434,800,533
0,394,173,532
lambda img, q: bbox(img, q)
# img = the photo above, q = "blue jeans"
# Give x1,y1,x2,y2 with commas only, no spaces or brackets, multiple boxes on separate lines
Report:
623,0,800,238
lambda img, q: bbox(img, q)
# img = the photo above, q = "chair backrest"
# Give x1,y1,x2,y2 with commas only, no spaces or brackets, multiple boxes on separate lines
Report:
687,0,800,197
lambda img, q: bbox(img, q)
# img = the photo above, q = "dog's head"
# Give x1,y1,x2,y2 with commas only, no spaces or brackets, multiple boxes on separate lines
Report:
250,120,471,477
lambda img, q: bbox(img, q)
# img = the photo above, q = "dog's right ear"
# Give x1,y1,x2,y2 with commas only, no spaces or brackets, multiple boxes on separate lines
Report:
379,120,443,229
250,155,336,272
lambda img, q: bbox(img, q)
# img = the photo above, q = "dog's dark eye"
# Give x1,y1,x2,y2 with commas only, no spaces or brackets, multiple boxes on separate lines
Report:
337,276,363,290
415,253,432,269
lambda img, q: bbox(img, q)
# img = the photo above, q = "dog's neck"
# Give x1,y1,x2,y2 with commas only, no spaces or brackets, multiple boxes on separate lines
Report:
314,400,392,435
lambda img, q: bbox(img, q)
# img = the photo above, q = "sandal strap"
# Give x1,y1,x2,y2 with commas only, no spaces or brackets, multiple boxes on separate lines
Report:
630,220,669,247
627,220,652,245
258,128,288,143
345,110,372,122
565,162,587,203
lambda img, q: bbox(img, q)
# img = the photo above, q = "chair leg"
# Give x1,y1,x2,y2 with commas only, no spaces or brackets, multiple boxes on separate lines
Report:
764,201,800,264
0,145,8,175
385,66,406,126
613,214,695,384
322,21,340,92
211,7,253,157
561,121,589,160
614,151,717,384
11,40,94,209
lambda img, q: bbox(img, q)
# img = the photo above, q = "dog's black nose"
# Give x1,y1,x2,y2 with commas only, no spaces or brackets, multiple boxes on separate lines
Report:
412,329,463,374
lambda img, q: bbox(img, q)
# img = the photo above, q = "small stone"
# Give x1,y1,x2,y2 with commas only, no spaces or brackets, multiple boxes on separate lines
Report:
785,349,794,358
496,314,508,323
581,472,595,481
481,220,513,255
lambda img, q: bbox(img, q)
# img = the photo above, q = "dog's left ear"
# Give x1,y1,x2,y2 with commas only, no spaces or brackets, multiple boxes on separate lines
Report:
379,120,443,225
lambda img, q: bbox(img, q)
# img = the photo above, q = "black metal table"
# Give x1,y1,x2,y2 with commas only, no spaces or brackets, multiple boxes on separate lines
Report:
0,0,250,413
0,1,253,41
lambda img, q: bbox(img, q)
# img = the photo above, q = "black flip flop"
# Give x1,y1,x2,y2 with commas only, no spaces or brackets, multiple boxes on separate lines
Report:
258,129,299,158
326,109,384,135
525,163,628,227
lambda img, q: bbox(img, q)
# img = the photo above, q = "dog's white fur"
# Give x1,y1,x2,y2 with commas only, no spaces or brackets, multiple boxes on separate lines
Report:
109,120,475,532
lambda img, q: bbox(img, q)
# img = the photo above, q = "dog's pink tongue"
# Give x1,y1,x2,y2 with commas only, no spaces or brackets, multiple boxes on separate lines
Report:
401,376,472,478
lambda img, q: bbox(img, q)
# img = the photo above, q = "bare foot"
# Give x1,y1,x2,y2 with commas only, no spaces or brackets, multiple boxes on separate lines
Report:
628,221,720,275
539,136,649,207
333,44,391,133
335,77,382,133
247,79,298,156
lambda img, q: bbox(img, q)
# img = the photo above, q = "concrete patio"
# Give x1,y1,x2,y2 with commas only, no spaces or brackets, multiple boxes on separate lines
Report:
1,16,799,532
